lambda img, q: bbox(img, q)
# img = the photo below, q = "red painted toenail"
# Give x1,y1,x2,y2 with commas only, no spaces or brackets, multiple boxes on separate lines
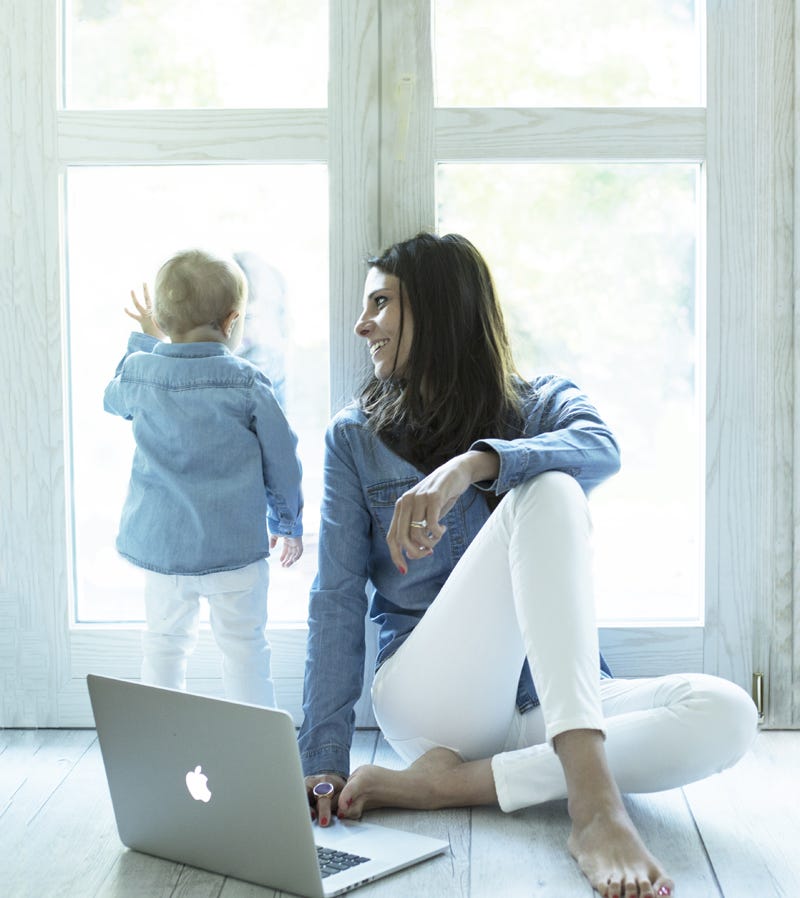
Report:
320,817,328,826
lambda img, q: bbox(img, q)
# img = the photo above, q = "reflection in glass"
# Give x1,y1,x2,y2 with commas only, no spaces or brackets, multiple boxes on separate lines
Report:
438,163,701,623
65,0,328,109
66,165,328,623
434,0,703,107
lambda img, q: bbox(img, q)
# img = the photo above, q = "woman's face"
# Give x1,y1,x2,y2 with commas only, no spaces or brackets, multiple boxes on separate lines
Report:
354,268,414,380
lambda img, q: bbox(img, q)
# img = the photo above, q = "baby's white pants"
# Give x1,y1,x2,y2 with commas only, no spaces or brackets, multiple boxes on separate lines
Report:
140,559,275,708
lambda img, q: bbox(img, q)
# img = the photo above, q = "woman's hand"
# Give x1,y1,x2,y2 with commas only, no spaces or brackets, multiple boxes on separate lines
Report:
125,283,166,340
305,773,347,827
386,449,499,573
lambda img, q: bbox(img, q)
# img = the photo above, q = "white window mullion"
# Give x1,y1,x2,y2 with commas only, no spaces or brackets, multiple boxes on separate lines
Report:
329,0,381,410
57,109,329,163
435,107,706,162
379,0,435,244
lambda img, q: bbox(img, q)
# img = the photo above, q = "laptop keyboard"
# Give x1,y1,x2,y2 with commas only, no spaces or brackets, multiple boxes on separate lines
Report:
316,846,371,878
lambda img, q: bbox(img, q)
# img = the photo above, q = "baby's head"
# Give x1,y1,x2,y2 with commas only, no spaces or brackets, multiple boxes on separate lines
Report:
153,249,248,346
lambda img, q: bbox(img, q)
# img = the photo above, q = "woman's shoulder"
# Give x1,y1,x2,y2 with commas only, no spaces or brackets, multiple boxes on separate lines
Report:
325,402,372,447
329,401,368,429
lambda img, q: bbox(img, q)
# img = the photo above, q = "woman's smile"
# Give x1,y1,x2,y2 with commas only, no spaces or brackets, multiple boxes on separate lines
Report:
355,268,413,379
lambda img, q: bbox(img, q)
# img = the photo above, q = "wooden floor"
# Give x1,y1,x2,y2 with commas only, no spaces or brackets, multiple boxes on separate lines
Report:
2,728,798,898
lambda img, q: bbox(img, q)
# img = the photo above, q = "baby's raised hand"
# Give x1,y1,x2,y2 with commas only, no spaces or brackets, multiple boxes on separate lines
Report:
125,283,165,340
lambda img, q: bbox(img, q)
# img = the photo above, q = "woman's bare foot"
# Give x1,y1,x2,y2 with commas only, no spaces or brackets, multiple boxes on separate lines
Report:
338,747,494,818
567,800,674,897
557,729,675,898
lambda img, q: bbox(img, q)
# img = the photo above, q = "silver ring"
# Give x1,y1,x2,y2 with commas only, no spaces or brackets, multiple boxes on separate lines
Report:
312,781,335,798
409,520,428,529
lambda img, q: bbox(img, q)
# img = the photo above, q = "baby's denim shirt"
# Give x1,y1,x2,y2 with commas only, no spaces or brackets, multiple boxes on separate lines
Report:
104,332,303,575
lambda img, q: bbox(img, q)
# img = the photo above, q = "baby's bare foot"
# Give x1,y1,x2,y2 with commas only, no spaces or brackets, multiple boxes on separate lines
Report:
567,804,674,898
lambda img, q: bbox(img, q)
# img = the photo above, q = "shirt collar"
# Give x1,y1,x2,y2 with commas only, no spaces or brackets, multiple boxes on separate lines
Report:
152,341,232,359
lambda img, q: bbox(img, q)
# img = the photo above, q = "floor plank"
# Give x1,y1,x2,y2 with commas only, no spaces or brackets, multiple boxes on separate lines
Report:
0,729,95,807
684,731,800,898
470,800,591,898
7,738,124,897
621,791,721,898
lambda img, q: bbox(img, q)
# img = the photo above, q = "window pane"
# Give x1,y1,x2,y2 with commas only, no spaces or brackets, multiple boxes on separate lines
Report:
434,0,703,107
66,165,328,623
65,0,328,109
438,163,701,623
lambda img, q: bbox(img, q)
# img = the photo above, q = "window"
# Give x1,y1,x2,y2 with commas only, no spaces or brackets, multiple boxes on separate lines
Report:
66,0,328,108
434,0,702,107
3,0,790,727
66,164,328,623
438,162,701,622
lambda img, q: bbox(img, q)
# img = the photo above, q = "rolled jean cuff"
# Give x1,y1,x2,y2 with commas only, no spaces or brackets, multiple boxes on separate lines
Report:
490,713,607,814
545,713,607,746
491,743,567,813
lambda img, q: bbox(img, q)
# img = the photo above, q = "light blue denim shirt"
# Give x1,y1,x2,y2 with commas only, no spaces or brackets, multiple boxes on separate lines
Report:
104,332,303,575
298,375,620,779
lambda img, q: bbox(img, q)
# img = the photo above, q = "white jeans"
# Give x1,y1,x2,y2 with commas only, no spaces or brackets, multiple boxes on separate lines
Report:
141,559,275,708
371,472,758,812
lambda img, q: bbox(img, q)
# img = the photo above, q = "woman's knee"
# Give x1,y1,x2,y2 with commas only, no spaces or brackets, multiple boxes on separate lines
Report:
507,470,590,533
699,674,758,763
665,672,758,771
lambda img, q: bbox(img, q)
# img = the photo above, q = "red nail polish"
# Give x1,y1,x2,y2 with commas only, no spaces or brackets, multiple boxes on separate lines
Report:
320,816,328,826
398,565,406,575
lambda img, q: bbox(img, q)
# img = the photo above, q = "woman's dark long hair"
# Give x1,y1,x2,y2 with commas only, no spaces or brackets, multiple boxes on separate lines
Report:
359,232,524,472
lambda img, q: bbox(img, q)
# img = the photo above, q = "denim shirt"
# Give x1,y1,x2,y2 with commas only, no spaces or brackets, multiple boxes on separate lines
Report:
104,332,303,575
298,375,620,779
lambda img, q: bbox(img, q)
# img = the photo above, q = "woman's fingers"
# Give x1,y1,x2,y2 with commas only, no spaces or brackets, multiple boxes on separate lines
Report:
305,774,346,828
386,489,449,572
315,794,333,826
387,503,429,571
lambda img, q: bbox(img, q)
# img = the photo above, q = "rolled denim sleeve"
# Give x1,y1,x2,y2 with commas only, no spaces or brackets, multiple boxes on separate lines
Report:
298,420,371,779
103,332,160,419
471,376,621,495
250,374,304,538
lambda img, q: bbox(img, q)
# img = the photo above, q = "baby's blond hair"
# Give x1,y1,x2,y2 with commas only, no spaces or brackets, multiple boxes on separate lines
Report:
154,249,247,337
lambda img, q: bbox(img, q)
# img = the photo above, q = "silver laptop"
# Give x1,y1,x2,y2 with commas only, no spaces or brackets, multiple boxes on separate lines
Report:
87,675,447,897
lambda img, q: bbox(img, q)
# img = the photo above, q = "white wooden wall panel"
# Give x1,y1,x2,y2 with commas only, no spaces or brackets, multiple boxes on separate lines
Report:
704,0,795,726
1,0,69,726
752,0,793,728
703,0,758,697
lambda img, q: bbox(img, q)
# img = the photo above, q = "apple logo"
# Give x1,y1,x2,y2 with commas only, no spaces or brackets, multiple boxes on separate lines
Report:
185,765,212,803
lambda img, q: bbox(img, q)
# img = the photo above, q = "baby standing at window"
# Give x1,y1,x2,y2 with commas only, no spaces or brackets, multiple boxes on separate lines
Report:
104,249,303,707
